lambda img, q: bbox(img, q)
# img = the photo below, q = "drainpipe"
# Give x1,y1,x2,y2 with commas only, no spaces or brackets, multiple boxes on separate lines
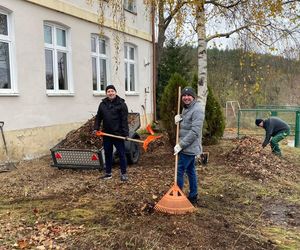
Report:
151,3,156,122
295,111,300,148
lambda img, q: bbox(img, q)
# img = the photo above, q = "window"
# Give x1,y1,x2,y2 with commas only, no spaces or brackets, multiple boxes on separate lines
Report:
124,0,136,13
0,9,16,94
124,44,137,92
44,23,72,94
91,35,110,93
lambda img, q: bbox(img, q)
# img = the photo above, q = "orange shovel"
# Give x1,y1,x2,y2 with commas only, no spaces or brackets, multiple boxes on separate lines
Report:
146,124,155,135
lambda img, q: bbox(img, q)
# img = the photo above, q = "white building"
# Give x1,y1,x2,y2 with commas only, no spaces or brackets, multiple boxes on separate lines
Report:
0,0,154,161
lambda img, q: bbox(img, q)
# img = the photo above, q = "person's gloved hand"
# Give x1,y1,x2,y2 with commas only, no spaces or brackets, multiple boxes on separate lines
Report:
174,114,182,124
174,144,182,155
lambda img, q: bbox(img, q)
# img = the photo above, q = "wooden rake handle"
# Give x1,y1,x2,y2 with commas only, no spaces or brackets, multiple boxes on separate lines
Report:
175,86,181,183
95,131,161,151
95,131,143,143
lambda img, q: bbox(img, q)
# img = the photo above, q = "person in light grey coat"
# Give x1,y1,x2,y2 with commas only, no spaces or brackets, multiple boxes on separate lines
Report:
174,86,205,204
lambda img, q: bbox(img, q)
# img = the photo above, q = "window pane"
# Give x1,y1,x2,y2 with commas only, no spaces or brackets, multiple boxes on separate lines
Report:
56,28,66,47
100,58,107,91
124,0,136,12
99,39,106,54
0,13,8,36
124,46,127,59
0,42,11,89
91,36,96,52
45,49,54,89
44,25,52,44
57,51,68,90
129,47,134,60
125,62,128,91
130,63,135,91
92,57,97,90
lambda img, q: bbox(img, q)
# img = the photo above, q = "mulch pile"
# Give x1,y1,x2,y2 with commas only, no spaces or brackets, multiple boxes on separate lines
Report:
58,117,102,150
224,136,296,181
57,114,141,150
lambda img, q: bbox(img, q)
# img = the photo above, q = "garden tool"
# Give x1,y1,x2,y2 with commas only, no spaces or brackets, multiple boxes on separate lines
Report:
154,86,196,214
146,124,155,135
142,104,155,135
95,131,161,151
0,121,16,172
199,152,209,165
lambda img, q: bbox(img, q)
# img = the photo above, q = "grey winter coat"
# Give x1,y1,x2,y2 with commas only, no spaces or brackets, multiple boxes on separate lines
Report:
179,100,205,155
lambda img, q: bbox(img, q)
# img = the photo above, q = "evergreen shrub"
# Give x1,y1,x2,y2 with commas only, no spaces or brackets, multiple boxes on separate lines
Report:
203,85,225,144
160,73,187,145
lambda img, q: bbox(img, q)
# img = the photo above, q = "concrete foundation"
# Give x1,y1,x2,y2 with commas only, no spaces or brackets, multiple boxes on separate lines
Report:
0,122,83,162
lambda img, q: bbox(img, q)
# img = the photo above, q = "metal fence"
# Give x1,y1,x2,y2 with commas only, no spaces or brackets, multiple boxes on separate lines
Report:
237,108,300,148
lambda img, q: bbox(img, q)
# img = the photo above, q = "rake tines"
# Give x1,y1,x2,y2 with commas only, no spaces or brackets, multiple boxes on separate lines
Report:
154,184,196,215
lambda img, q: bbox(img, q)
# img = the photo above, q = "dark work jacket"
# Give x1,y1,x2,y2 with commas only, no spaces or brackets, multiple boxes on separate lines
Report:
262,117,290,147
94,95,129,136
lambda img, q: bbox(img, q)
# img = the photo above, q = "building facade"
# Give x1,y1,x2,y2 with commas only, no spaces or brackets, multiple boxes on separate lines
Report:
0,0,154,161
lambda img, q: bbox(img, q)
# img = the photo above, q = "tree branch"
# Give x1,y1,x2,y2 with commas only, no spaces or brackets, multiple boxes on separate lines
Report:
206,24,250,42
283,0,300,4
205,0,246,9
164,1,188,28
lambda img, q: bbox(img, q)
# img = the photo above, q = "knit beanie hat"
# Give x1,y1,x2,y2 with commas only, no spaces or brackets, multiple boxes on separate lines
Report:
105,85,116,92
255,118,263,126
181,87,196,99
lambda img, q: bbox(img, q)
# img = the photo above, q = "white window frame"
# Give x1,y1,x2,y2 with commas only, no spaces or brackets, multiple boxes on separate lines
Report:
91,35,110,94
124,43,138,94
0,9,17,96
124,0,137,13
44,22,73,96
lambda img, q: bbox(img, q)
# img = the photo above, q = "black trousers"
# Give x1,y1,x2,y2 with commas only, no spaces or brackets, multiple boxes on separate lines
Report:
103,137,127,175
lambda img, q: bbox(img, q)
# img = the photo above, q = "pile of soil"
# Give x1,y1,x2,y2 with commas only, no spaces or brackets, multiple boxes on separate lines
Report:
58,117,101,149
225,136,296,181
57,114,141,150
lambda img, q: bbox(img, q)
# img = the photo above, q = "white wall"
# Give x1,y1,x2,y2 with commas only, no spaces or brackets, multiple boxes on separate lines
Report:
0,0,153,131
0,0,153,161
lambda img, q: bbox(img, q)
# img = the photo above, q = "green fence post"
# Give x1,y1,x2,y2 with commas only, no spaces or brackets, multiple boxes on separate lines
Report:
295,111,300,148
270,111,277,116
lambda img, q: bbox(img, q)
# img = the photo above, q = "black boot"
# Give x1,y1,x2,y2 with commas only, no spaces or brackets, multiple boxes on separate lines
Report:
188,195,198,204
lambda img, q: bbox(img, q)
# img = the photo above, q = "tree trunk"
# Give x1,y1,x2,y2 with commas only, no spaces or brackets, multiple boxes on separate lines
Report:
156,0,166,68
154,0,167,120
196,4,208,110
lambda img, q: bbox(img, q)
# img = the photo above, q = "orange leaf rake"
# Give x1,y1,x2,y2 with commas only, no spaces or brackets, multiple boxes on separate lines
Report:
95,131,161,151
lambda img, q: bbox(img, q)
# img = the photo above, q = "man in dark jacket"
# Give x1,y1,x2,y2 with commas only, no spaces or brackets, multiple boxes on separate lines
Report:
94,85,129,181
255,117,290,156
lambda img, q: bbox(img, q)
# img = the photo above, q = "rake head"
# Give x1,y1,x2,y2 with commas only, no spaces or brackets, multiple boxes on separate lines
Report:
143,135,161,151
154,184,196,215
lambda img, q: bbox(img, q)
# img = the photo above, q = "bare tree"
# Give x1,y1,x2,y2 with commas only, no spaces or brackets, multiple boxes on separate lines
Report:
91,0,300,109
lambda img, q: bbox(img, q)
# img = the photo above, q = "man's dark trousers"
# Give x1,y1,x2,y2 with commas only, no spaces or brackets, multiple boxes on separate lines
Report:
103,137,127,175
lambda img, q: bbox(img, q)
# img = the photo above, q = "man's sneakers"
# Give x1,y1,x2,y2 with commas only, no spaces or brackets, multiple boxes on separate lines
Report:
101,173,112,180
101,173,128,182
121,174,128,182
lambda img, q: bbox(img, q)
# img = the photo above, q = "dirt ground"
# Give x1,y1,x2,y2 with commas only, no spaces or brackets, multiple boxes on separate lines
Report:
0,132,299,249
